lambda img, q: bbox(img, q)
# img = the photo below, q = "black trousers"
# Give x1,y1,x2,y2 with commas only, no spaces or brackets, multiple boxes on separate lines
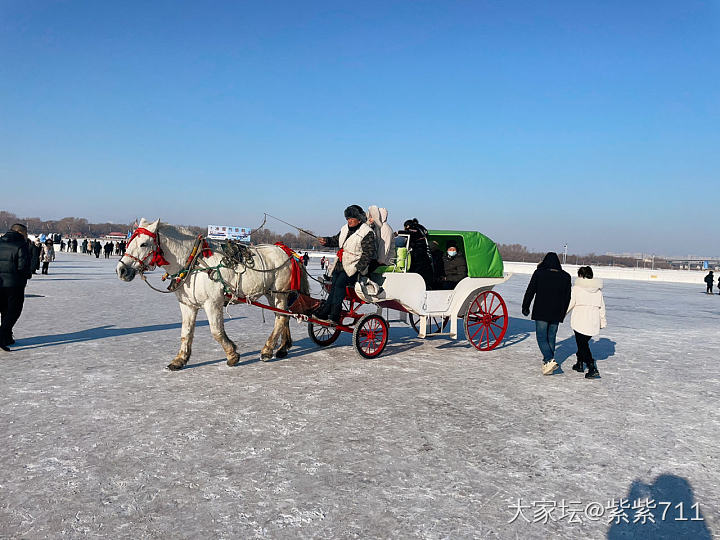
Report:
574,331,593,363
707,283,713,293
0,286,25,342
41,262,49,274
322,270,357,321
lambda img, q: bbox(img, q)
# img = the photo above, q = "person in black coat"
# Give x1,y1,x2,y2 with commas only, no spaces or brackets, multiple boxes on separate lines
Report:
521,252,572,375
0,224,32,351
403,218,434,288
435,239,468,290
704,271,714,294
93,240,102,258
29,239,41,274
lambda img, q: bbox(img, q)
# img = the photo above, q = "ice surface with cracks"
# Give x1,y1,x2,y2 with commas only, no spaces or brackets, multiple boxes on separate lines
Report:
0,252,718,539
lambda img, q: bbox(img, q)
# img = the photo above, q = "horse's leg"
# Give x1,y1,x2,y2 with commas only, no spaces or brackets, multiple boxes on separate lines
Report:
168,302,198,371
274,295,293,359
206,301,240,366
275,318,293,358
260,294,288,361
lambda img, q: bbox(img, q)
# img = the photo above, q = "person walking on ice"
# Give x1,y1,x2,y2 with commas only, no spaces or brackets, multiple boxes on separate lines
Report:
521,252,571,375
40,239,55,275
705,270,714,294
566,266,607,379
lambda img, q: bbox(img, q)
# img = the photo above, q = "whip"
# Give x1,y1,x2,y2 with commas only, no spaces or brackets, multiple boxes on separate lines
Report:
264,213,319,239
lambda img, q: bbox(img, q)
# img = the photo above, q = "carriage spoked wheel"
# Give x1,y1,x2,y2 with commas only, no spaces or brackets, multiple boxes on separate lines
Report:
353,313,389,359
308,323,341,346
408,314,450,335
464,290,508,351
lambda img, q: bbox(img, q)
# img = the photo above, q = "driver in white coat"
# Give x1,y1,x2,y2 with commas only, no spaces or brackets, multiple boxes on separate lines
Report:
315,205,376,324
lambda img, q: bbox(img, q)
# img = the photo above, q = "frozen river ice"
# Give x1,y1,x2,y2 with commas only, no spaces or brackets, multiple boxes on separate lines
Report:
1,252,718,539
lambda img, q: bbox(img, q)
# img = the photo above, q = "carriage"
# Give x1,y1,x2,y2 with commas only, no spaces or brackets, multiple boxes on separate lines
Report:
304,230,512,358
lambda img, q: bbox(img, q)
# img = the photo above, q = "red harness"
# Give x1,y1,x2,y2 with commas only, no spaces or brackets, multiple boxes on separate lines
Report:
274,242,303,290
123,227,170,271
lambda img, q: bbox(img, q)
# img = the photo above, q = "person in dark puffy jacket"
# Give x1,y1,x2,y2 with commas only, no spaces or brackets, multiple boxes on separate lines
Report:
0,224,32,351
704,271,714,294
403,218,434,289
29,238,41,274
521,252,572,375
436,239,468,290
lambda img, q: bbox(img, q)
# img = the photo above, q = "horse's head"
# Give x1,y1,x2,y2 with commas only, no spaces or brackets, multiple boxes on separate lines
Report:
116,218,166,281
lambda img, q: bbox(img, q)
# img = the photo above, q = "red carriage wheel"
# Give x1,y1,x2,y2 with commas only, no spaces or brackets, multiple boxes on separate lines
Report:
308,323,341,347
353,314,389,359
408,314,450,335
464,290,508,351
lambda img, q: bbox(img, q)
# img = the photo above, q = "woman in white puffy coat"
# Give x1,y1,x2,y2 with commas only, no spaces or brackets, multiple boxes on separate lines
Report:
40,239,55,275
367,206,394,266
566,266,607,379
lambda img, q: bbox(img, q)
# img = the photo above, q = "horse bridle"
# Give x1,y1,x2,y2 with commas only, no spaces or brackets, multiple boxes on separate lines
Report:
120,227,170,274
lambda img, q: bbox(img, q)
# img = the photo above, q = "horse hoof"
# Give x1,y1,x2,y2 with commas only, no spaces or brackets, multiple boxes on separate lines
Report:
167,363,183,371
260,353,273,362
227,356,239,367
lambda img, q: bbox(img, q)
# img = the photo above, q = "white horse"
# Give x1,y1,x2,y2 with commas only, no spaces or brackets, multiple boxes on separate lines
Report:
116,218,308,370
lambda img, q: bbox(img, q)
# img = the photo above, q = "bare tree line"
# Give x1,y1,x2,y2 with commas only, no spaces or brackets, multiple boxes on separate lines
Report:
0,210,320,249
497,243,672,269
2,210,670,266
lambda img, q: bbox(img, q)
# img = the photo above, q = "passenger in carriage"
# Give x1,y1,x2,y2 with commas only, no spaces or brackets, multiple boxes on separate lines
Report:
402,218,434,288
367,205,394,270
314,205,376,325
436,239,468,290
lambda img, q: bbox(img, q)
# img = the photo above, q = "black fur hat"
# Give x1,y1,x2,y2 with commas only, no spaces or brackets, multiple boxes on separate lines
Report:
344,205,366,221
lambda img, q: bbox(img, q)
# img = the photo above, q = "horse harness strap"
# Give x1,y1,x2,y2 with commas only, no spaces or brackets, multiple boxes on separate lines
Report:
133,232,300,299
124,227,170,272
161,235,214,292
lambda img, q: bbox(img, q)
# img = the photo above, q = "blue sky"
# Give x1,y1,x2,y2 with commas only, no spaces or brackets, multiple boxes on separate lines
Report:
1,1,718,255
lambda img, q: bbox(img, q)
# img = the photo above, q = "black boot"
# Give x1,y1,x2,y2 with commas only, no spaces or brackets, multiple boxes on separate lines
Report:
312,301,329,320
571,355,584,373
585,359,601,379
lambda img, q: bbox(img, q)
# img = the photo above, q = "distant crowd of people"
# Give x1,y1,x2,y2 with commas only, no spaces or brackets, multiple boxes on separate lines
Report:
58,238,126,258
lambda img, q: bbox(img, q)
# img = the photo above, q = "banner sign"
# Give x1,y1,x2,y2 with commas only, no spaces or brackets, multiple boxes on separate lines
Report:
208,225,251,242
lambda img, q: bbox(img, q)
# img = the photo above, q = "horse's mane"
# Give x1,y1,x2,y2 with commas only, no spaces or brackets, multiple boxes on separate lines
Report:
158,223,198,254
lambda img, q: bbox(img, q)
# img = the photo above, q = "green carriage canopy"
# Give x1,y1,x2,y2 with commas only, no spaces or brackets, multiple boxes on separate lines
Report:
428,230,504,278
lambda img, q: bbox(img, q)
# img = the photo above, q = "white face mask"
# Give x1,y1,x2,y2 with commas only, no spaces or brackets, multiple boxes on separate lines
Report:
447,249,457,258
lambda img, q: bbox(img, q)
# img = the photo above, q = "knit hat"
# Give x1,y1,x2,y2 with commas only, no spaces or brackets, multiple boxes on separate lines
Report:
344,205,366,222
